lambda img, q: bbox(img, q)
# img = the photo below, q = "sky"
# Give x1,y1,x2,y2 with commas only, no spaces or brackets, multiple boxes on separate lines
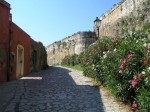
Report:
6,0,121,47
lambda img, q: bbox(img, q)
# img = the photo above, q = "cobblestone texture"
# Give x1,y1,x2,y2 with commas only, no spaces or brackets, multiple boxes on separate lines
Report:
0,66,131,112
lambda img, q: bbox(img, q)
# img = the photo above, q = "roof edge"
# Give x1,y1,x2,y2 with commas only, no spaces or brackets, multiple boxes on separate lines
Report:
0,0,10,9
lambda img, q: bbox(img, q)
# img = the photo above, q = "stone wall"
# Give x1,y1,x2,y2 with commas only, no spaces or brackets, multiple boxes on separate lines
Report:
94,0,150,37
47,31,97,65
30,39,48,72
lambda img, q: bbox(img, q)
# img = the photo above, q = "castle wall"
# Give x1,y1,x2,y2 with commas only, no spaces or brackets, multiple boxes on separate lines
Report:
95,0,150,37
30,39,48,72
47,31,96,65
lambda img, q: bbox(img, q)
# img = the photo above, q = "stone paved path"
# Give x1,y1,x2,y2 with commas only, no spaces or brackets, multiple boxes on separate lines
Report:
0,66,131,112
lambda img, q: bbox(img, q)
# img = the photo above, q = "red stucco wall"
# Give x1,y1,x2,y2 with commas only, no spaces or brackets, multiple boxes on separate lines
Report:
0,0,43,82
0,1,10,82
11,22,31,80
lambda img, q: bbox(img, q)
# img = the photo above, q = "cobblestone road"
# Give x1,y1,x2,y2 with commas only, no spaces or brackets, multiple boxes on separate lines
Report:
0,66,131,112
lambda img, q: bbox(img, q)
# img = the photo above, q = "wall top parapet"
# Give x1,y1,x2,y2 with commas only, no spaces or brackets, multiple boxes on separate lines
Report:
47,31,95,48
99,0,146,20
99,0,131,19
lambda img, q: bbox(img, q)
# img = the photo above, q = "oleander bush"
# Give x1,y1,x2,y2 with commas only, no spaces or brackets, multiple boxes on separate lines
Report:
61,54,79,66
61,31,150,111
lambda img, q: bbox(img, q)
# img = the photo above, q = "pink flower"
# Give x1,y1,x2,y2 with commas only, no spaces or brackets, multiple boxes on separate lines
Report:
127,54,134,59
132,80,138,87
133,76,138,81
120,59,126,70
132,101,138,109
120,64,125,70
148,43,150,50
138,74,143,78
122,59,126,64
147,43,150,53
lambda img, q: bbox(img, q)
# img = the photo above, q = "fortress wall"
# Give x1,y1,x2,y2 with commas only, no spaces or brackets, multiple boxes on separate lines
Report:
47,31,96,65
95,0,149,37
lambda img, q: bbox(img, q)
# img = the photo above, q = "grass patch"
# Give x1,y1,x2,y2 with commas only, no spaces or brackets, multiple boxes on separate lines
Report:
61,64,83,71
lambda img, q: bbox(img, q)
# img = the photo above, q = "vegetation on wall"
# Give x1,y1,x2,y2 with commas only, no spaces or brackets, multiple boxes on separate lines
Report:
114,0,150,36
143,22,150,33
61,31,150,111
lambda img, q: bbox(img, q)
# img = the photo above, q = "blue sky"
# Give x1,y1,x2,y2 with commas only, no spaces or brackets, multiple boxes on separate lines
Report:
6,0,121,47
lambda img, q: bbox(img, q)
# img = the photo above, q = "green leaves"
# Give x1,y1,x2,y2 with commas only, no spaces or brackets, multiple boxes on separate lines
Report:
61,31,150,111
80,31,150,111
137,87,150,111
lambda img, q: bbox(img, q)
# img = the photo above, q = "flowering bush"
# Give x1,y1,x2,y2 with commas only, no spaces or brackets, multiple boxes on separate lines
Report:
61,31,150,111
80,31,150,111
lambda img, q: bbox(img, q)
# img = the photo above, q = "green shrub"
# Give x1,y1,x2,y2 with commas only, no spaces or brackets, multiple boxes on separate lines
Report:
61,31,150,111
143,22,150,33
80,31,150,111
61,54,79,66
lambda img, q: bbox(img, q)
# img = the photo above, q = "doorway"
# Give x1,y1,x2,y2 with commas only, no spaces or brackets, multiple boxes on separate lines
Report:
16,45,24,78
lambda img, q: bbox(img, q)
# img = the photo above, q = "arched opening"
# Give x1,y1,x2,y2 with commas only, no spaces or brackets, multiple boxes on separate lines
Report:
16,45,24,78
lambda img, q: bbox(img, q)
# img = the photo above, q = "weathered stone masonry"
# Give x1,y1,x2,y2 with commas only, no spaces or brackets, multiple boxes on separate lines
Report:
47,0,150,66
94,0,150,37
30,39,47,72
47,31,97,65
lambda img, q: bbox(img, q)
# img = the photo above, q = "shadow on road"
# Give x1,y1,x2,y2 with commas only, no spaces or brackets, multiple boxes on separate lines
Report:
0,66,105,112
